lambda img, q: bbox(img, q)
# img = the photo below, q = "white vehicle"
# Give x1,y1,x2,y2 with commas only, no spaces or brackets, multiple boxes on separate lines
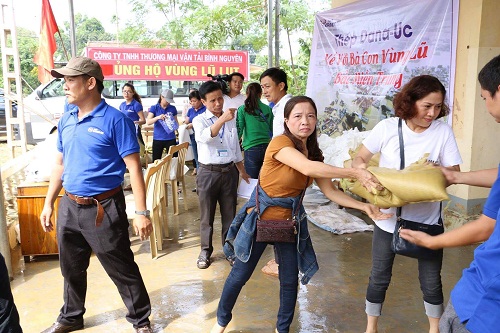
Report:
23,78,200,142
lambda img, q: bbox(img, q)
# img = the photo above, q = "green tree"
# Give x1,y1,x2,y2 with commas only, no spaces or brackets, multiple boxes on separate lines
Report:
279,0,315,94
1,27,40,95
55,13,114,61
126,0,267,54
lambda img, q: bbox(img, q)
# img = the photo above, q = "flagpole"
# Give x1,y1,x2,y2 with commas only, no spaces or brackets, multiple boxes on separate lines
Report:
68,0,77,57
57,31,70,61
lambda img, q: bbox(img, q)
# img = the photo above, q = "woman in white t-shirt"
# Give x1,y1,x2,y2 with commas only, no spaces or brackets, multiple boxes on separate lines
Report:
352,75,462,333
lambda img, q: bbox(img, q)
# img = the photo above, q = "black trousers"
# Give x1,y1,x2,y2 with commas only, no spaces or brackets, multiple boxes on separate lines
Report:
56,191,151,328
152,139,177,162
196,164,239,257
0,254,22,333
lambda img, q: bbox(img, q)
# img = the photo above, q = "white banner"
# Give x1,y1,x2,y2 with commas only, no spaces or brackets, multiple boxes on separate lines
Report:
306,0,459,136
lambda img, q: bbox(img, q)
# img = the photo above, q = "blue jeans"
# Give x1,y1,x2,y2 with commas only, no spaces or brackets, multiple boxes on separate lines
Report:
217,241,299,332
244,143,268,179
366,224,443,315
189,133,198,169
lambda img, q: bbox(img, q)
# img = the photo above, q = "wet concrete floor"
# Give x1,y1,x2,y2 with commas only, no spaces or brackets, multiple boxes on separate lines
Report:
9,172,477,333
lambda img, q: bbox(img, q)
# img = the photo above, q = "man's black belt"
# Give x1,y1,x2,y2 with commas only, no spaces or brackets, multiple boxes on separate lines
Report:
198,162,234,173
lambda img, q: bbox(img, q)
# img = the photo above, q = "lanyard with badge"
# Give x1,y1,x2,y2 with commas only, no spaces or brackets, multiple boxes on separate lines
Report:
209,118,228,157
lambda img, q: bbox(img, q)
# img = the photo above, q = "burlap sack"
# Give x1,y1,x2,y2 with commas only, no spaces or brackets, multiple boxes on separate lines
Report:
340,155,449,208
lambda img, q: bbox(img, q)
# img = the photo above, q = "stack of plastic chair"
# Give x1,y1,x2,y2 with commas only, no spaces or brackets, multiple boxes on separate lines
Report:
141,126,154,165
143,153,172,258
167,142,189,215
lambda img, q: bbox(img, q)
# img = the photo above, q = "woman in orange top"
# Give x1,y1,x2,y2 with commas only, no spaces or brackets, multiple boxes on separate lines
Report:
211,96,391,333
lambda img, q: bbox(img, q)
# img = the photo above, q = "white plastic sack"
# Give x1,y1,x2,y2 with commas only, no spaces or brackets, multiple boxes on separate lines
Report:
24,132,59,182
318,129,371,168
177,124,194,161
305,202,373,234
169,157,189,180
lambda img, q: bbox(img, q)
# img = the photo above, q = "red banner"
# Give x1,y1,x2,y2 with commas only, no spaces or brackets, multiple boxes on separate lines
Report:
84,47,250,81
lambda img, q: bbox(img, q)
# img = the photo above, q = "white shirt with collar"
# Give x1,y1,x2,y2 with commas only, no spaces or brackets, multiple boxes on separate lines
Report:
272,94,293,137
223,94,246,111
193,110,243,165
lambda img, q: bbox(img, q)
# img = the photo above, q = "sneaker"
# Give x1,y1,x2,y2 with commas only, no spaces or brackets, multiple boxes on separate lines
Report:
197,256,210,269
192,188,197,193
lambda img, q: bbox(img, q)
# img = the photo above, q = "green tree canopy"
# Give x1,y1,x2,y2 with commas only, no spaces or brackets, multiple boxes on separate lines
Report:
6,0,329,96
2,27,40,94
55,13,114,61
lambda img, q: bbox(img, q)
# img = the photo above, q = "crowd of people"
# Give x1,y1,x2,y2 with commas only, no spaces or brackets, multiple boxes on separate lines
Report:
2,53,500,333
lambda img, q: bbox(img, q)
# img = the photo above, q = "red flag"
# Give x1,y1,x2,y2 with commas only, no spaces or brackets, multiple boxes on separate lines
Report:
33,0,59,83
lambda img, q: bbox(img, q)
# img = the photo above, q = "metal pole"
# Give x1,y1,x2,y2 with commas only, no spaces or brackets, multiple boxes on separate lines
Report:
68,0,77,57
0,174,13,279
267,0,273,68
115,0,119,43
274,0,280,67
0,0,14,279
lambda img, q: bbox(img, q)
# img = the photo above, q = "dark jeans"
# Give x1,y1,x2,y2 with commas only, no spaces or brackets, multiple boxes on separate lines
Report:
56,191,151,328
244,143,268,179
152,138,177,162
366,224,443,308
0,254,22,333
189,133,198,169
196,164,238,257
217,241,299,332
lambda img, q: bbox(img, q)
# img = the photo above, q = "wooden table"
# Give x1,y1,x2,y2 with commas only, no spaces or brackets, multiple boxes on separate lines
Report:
17,182,64,262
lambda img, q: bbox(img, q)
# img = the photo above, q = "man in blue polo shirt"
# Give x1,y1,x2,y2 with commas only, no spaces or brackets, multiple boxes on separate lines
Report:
400,54,500,333
39,57,153,333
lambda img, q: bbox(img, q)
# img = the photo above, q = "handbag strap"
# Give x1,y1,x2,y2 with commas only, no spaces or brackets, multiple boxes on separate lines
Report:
396,118,442,219
397,118,405,219
255,176,309,220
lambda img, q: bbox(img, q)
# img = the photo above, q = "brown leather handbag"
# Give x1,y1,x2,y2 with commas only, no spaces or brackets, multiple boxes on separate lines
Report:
255,177,309,243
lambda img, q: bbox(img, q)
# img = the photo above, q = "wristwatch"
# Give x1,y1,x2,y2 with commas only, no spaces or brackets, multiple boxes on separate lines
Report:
135,210,150,218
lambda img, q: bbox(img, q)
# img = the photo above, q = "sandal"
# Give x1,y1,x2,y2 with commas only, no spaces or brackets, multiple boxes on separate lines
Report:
196,256,210,269
210,322,226,333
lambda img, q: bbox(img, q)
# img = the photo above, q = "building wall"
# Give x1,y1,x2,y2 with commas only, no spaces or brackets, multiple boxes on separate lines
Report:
448,0,500,215
330,0,500,217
